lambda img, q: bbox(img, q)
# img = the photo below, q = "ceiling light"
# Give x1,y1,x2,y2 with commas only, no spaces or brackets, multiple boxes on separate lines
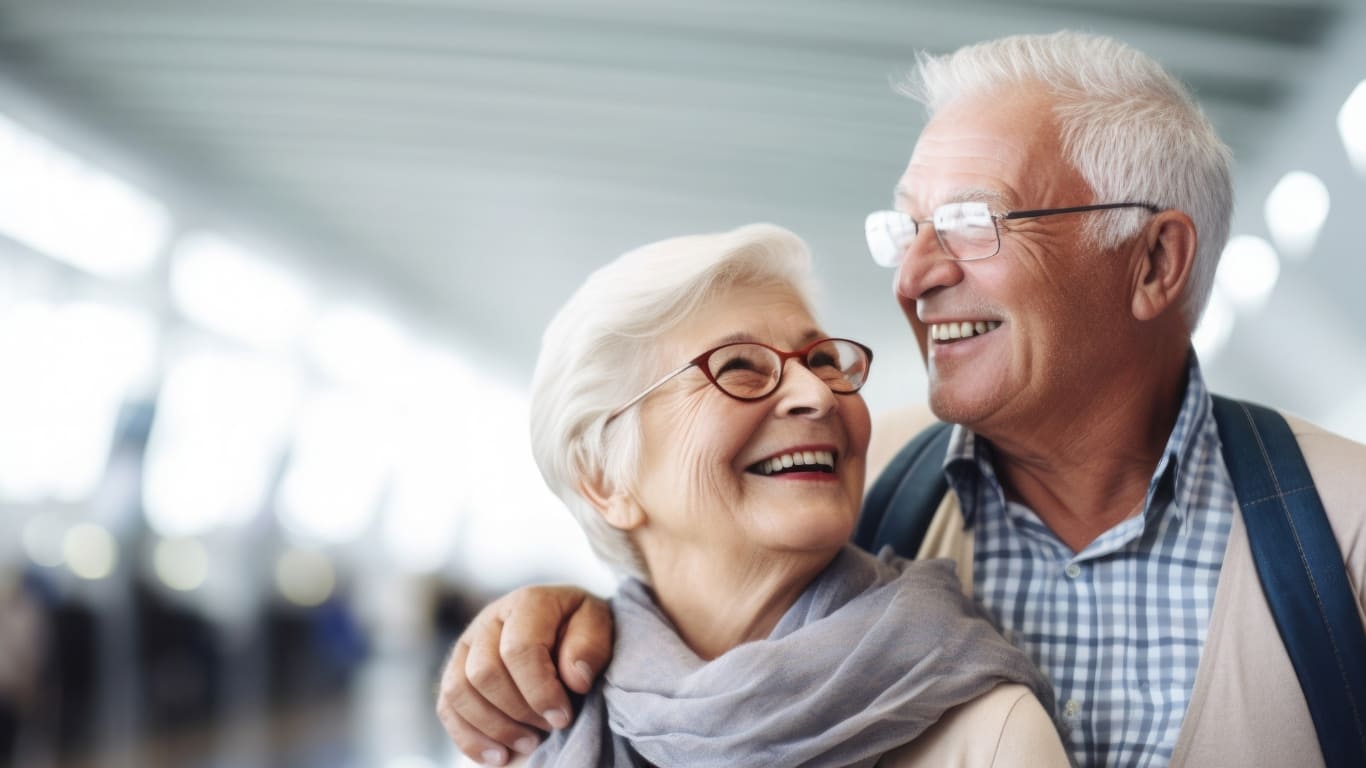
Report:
276,390,392,545
1215,235,1280,312
170,232,316,350
307,304,413,387
0,300,157,503
1339,80,1366,176
0,114,169,278
143,352,303,537
382,348,479,572
1264,171,1330,261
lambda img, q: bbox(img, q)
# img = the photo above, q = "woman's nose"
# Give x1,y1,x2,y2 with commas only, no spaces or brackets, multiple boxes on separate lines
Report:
773,360,837,418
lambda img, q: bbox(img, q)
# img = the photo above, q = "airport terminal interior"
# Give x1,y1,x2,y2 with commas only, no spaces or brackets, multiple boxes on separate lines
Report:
1,1,1364,765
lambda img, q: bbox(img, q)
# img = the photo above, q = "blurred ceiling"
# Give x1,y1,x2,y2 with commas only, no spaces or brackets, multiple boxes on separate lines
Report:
0,0,1363,427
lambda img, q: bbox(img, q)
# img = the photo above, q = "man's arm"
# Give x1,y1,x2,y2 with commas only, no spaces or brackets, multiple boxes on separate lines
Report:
436,585,614,765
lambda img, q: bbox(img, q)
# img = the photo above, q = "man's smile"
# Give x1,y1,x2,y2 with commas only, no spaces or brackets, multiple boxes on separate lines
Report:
929,320,1002,343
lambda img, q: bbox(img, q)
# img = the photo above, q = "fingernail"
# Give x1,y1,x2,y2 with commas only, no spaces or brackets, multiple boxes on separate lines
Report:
514,735,540,754
573,660,593,688
544,708,570,729
480,748,508,766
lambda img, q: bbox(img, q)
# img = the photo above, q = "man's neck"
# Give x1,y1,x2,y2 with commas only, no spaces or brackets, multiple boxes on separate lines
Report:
637,539,836,661
981,355,1189,553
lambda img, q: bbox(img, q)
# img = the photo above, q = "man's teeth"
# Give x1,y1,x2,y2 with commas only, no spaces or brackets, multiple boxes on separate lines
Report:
930,320,1001,342
754,450,836,476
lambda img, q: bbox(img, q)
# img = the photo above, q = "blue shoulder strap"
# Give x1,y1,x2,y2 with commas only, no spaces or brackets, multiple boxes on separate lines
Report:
1211,395,1366,768
852,421,951,558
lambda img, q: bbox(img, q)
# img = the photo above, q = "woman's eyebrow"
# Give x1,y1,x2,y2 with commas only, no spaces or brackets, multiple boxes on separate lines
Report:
709,328,823,347
712,332,757,345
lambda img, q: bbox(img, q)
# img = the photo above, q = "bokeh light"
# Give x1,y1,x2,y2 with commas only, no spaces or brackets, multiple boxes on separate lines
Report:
153,537,210,592
1264,171,1330,260
1339,80,1366,176
1215,235,1280,312
275,547,336,607
63,522,118,580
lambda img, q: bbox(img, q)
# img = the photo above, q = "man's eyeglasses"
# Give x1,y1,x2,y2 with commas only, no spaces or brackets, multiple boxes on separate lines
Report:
605,337,873,423
865,201,1161,266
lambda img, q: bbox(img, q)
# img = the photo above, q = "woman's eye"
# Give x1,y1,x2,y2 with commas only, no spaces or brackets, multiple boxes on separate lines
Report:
717,357,760,373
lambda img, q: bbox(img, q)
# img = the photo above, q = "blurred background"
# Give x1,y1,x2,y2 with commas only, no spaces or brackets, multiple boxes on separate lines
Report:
0,1,1363,766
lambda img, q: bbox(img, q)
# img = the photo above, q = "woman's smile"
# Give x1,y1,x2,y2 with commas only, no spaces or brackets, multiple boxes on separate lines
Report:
746,444,841,479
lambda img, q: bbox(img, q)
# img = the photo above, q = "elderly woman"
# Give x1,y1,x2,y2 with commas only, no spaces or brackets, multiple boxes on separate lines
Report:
517,224,1065,767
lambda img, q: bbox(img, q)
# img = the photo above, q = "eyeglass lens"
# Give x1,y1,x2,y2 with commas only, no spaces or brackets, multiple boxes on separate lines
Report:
704,340,869,399
866,202,1000,266
934,203,998,260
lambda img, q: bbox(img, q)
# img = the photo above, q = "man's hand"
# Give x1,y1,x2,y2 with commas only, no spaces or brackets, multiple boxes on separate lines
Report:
436,585,613,766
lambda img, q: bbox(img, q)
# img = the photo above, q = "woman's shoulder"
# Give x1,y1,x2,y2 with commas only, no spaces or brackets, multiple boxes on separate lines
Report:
876,684,1069,768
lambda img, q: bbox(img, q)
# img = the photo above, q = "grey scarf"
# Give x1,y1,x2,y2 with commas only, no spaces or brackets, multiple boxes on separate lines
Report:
531,545,1053,767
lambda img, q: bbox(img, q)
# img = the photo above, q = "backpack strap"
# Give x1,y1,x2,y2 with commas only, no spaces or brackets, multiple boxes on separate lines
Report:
1211,395,1366,768
853,421,952,558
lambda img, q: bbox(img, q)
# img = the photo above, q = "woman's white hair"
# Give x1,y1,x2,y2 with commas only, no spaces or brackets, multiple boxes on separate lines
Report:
901,30,1234,327
529,223,819,582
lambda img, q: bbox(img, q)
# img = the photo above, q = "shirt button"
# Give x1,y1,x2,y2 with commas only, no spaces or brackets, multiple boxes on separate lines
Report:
1063,698,1081,718
1064,563,1082,579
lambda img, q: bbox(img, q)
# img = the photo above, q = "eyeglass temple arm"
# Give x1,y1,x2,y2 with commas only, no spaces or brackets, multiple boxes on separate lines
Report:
604,361,697,422
1003,202,1162,220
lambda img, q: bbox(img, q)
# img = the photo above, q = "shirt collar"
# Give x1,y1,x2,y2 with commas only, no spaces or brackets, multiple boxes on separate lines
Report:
943,351,1215,529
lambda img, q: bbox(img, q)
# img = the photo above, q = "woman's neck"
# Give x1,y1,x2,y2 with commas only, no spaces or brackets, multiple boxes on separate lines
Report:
637,540,838,661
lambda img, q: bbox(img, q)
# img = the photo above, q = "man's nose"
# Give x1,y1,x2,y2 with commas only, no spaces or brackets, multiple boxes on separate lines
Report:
895,228,964,302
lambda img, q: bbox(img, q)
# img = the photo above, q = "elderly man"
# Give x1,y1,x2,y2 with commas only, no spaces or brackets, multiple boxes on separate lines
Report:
437,31,1366,768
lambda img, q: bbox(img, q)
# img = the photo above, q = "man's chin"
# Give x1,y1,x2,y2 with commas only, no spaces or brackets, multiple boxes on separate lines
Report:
927,388,983,429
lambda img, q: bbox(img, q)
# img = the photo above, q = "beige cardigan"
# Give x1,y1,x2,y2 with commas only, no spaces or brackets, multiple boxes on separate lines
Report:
878,683,1069,767
901,414,1366,767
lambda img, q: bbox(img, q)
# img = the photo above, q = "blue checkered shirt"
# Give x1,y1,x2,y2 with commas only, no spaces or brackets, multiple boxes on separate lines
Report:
945,358,1236,767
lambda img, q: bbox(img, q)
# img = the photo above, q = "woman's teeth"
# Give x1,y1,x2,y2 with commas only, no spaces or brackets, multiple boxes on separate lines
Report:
930,320,1000,342
752,450,836,476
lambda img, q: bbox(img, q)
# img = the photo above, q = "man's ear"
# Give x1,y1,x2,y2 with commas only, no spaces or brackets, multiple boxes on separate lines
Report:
577,472,646,531
1131,210,1198,323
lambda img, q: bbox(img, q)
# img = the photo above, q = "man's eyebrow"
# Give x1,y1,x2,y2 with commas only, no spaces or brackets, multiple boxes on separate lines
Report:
892,185,1011,211
950,188,1011,206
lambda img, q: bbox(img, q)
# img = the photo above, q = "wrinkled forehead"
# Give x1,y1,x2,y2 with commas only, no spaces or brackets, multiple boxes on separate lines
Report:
895,88,1081,213
664,281,824,357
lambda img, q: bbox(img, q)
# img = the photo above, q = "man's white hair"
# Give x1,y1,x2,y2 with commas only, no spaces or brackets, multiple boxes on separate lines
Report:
529,223,819,582
902,30,1234,327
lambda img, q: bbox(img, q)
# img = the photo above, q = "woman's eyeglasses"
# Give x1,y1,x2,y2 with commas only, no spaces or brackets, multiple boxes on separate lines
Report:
606,337,873,423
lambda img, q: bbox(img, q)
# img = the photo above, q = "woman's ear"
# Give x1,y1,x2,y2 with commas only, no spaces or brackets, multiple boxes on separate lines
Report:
1131,210,1198,323
578,472,646,531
